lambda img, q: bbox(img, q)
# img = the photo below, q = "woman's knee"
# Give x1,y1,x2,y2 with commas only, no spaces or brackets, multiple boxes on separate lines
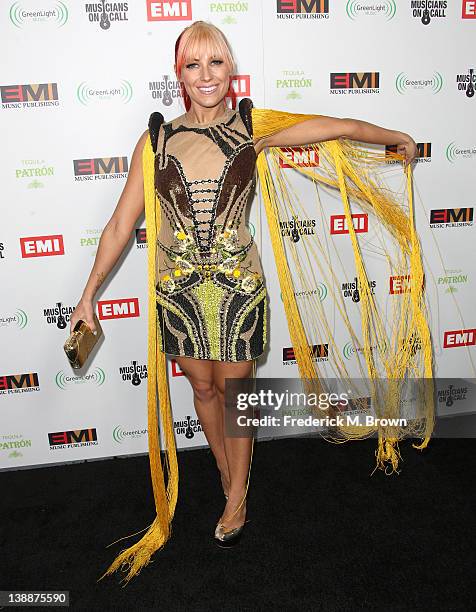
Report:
190,378,217,403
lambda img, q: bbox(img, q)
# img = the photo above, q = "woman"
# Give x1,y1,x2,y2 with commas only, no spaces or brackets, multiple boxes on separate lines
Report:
71,21,419,583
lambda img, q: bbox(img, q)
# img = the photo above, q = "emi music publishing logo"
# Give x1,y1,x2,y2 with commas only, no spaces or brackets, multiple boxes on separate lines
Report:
0,83,59,108
276,0,330,19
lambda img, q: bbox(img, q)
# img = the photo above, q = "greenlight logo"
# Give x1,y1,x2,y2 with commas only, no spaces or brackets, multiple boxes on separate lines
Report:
280,282,327,303
55,367,106,389
346,0,396,20
446,141,476,163
0,309,28,329
76,80,133,106
396,71,443,94
343,342,355,360
10,1,68,27
112,425,147,443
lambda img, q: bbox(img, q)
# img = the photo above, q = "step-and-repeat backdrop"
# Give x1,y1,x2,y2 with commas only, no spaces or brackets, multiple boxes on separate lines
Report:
1,1,475,469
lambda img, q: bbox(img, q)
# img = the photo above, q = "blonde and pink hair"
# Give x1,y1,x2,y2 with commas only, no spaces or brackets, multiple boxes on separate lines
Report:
174,21,237,111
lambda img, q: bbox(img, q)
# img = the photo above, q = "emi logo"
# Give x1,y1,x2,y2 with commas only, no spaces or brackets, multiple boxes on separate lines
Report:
277,0,329,14
98,298,140,319
147,0,192,21
136,228,147,248
0,83,58,103
230,75,250,97
73,157,128,176
330,73,380,89
283,344,328,363
429,208,473,227
462,1,476,18
330,214,368,235
278,147,319,168
48,428,97,447
443,328,476,348
20,235,65,258
0,373,40,392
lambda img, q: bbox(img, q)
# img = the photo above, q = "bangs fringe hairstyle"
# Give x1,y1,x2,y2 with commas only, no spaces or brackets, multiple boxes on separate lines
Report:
175,21,237,111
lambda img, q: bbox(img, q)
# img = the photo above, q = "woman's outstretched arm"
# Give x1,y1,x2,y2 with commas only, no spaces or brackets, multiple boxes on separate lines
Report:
255,114,418,167
69,129,149,333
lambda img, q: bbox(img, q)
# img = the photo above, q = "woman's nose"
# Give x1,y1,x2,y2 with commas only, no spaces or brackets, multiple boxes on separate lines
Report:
200,65,212,81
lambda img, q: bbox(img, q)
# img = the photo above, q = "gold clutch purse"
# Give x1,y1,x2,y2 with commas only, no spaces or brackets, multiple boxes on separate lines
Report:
63,314,103,369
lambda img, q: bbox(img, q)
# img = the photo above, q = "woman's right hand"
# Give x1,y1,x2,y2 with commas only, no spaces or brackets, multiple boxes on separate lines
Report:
70,297,96,334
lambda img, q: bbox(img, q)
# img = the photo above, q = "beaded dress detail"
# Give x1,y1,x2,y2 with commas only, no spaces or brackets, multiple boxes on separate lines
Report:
152,98,267,361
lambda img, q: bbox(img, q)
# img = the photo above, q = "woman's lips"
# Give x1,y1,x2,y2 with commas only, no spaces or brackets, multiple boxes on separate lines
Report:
197,85,219,95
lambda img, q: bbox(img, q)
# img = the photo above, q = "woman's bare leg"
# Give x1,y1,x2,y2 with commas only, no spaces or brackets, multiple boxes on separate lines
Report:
175,356,230,495
213,359,254,531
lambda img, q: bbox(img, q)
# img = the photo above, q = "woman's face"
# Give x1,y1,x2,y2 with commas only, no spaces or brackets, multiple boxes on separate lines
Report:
178,48,231,110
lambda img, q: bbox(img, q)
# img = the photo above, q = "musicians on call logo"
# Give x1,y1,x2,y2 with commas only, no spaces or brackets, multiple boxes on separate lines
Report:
280,215,316,242
410,1,447,25
456,68,475,98
84,2,129,29
149,75,182,106
119,360,148,386
341,277,376,302
43,302,75,329
174,416,202,439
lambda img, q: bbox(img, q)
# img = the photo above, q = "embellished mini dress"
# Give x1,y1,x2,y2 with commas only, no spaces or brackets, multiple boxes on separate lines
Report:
151,98,267,362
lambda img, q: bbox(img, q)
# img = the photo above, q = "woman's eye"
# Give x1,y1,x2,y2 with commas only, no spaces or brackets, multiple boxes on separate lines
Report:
185,60,223,69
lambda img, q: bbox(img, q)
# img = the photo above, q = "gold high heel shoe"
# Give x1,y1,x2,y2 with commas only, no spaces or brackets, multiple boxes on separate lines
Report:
214,520,245,547
214,495,247,548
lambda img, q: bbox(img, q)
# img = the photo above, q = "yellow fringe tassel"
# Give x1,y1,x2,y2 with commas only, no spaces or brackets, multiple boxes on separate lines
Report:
97,135,179,586
252,107,435,474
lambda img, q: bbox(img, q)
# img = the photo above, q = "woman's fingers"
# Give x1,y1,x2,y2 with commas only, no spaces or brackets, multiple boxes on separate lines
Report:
69,300,96,334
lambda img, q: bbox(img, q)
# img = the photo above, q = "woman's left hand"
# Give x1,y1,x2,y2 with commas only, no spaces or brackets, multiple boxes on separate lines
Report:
396,135,419,168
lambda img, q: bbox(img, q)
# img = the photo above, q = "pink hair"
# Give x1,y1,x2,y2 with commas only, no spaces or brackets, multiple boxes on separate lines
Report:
174,21,237,111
